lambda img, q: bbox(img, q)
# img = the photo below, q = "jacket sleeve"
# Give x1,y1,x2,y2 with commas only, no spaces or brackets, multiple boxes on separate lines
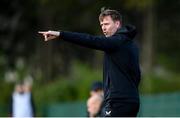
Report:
60,31,129,51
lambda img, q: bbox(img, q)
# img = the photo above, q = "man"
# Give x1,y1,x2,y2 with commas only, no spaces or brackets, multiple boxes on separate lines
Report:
87,81,103,117
87,94,103,117
39,9,141,117
9,82,36,117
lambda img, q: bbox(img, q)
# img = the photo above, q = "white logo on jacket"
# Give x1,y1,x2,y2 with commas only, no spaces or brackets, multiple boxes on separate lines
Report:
105,110,111,115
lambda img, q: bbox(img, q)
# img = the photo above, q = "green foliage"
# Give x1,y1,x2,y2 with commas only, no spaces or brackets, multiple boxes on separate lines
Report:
1,61,180,116
140,72,180,94
157,55,180,73
123,0,155,10
34,61,101,103
0,82,13,106
33,61,101,115
0,54,6,78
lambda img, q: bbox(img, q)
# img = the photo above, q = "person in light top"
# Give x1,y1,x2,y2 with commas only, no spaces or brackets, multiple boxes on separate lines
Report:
9,82,35,117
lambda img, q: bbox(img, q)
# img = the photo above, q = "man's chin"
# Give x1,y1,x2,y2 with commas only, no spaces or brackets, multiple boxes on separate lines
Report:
103,33,111,37
105,35,111,37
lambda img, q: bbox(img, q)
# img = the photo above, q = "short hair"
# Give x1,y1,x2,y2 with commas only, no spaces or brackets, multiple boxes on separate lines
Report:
99,8,122,23
91,81,103,91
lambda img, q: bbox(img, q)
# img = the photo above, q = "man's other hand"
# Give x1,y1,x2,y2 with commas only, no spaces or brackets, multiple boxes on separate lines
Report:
38,30,60,41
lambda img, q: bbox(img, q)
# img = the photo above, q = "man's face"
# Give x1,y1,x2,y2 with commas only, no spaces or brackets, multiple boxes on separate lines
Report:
100,16,121,37
90,90,103,96
87,95,102,117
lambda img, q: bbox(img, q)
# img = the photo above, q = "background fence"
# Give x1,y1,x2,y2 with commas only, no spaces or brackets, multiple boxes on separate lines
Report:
139,92,180,117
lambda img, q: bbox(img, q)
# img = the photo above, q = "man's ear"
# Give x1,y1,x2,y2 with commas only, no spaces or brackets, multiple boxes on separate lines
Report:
115,21,121,28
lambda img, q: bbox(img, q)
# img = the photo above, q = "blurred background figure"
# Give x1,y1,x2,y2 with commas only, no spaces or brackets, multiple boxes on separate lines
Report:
87,81,103,117
9,81,35,117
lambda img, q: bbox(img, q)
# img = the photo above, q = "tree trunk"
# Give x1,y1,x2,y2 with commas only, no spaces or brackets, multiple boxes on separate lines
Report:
141,6,155,74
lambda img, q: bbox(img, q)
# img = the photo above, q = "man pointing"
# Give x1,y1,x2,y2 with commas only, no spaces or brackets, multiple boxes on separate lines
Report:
39,9,141,117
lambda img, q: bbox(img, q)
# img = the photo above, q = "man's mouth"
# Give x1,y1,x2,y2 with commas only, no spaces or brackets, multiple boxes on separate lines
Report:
103,32,107,35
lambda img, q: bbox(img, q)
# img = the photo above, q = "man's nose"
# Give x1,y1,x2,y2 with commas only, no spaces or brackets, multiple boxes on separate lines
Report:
102,26,106,31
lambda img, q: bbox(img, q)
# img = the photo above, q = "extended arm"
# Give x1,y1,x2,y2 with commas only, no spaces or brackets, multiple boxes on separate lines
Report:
39,30,129,51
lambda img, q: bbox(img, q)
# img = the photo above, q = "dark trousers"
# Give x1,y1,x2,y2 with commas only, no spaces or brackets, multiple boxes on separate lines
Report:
101,101,139,117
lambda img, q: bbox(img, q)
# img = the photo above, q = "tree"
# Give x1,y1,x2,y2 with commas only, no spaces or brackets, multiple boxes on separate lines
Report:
123,0,156,74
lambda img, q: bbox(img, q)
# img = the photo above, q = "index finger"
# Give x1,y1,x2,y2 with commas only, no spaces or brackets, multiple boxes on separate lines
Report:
38,31,47,34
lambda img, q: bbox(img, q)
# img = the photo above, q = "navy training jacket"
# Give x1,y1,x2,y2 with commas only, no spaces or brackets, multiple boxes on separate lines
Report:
60,24,141,105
